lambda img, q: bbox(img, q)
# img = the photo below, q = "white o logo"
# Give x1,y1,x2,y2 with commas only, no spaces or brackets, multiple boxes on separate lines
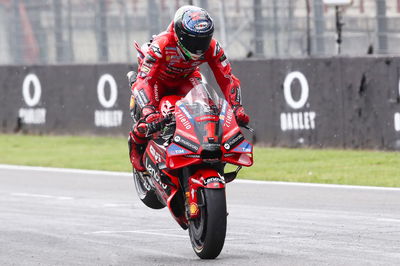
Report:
283,71,309,109
22,73,42,107
97,74,118,108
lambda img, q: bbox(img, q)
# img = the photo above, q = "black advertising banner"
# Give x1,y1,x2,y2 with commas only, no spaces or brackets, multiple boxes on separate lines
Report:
1,58,400,150
231,58,400,150
0,64,135,135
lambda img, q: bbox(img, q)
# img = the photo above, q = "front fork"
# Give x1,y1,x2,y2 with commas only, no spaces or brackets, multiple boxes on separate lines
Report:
183,167,226,219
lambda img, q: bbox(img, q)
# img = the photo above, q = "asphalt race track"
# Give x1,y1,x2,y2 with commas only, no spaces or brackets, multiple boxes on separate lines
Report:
0,165,399,265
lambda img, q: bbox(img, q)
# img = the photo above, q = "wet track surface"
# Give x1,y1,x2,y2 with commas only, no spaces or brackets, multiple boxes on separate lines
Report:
0,165,400,265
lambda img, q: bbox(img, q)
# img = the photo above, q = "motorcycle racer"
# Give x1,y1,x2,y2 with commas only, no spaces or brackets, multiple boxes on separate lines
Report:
129,5,250,172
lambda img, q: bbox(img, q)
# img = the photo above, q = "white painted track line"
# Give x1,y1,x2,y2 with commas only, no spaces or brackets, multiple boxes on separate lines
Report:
10,192,74,200
1,164,400,191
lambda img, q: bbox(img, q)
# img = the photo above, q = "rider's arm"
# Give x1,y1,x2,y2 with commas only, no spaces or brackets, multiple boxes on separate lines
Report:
206,40,249,125
132,37,166,109
206,39,242,107
131,37,168,137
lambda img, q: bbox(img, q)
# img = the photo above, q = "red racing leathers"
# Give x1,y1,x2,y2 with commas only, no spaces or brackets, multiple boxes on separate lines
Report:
129,22,249,171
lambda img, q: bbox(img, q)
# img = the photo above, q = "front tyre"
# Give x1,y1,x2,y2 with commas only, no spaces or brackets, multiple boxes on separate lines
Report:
189,188,227,259
133,170,165,209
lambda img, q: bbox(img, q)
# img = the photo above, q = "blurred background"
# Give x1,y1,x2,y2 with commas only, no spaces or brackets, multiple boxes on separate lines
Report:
0,0,399,65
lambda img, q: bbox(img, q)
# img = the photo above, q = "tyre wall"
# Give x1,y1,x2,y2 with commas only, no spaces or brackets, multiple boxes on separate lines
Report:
1,57,400,150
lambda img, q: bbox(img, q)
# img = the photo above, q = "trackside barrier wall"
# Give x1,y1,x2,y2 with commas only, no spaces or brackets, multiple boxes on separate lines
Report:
1,57,400,150
0,64,133,135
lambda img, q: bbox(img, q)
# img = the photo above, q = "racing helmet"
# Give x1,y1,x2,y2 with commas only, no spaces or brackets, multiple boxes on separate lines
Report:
173,5,214,60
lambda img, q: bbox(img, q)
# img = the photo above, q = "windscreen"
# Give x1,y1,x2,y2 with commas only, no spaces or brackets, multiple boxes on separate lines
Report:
178,82,222,117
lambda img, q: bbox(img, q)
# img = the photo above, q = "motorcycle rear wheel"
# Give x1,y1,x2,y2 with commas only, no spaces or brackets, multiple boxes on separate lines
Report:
133,170,165,209
189,188,227,259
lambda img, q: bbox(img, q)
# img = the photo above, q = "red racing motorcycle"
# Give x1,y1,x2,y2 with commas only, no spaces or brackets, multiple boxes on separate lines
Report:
131,79,253,259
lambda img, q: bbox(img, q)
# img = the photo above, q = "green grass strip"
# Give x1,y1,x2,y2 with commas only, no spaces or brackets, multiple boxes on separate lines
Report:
0,134,399,187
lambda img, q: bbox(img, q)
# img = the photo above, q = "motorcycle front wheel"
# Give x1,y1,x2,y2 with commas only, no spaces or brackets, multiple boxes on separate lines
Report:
133,170,165,209
189,188,227,259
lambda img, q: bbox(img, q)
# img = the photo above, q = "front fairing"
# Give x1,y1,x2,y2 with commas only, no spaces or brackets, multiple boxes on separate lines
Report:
166,82,253,169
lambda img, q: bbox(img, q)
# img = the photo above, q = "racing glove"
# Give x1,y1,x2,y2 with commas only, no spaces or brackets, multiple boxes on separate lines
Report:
134,106,163,138
233,105,250,127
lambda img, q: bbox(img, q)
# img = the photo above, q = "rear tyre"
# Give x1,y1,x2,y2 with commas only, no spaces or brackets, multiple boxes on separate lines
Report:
133,170,165,209
189,188,227,259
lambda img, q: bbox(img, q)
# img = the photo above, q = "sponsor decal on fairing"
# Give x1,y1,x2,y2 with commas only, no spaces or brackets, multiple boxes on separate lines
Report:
204,176,225,185
232,140,252,153
219,101,228,122
195,115,219,122
223,132,244,151
149,145,162,163
145,157,168,190
167,143,193,155
173,135,200,152
224,108,234,128
177,104,195,126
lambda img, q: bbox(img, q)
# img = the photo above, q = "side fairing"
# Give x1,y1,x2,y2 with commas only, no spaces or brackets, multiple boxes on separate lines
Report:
219,100,253,166
145,142,171,202
167,103,201,169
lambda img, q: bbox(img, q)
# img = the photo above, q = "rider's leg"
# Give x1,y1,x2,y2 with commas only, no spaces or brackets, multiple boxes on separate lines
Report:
128,79,166,172
128,129,147,172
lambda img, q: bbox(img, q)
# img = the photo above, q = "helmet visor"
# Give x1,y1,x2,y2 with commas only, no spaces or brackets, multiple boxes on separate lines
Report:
178,32,212,55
